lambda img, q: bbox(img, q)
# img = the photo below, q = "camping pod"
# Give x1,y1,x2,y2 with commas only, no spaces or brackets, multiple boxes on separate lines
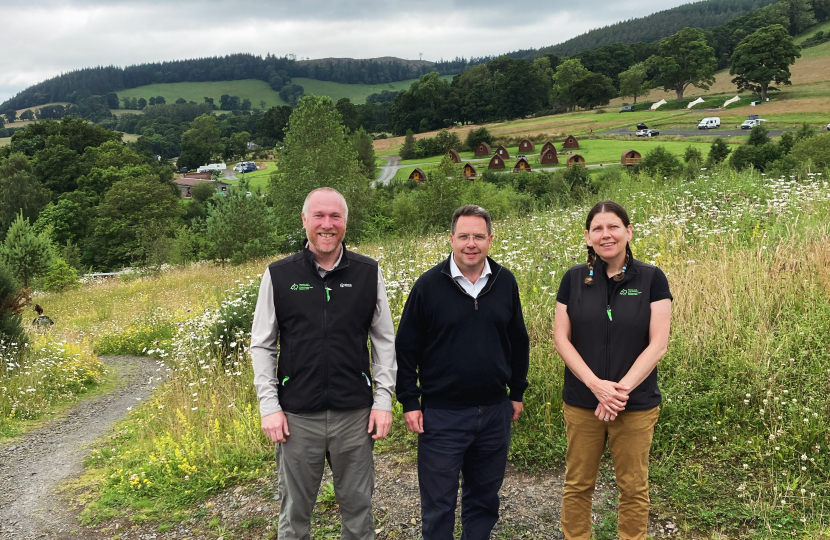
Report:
518,139,535,153
567,154,586,168
409,168,427,181
513,156,532,172
488,154,505,169
448,149,461,163
495,145,510,159
474,142,492,156
463,163,477,179
541,141,556,155
621,149,642,166
540,148,559,164
563,135,579,149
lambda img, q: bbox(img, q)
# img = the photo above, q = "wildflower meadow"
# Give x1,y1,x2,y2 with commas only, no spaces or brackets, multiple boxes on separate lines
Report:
26,165,830,538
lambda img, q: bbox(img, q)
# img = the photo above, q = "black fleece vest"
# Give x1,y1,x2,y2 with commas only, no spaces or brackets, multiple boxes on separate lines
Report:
268,244,378,413
562,258,662,410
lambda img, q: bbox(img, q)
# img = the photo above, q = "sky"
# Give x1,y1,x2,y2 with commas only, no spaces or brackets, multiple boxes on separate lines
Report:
0,0,696,104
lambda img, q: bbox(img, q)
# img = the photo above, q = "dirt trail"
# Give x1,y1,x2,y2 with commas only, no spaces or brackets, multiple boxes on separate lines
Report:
0,356,165,540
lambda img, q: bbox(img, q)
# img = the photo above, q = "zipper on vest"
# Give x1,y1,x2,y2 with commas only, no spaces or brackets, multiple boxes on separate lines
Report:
322,277,329,409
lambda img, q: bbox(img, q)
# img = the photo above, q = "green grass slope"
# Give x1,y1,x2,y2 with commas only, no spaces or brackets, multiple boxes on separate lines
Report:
115,75,452,109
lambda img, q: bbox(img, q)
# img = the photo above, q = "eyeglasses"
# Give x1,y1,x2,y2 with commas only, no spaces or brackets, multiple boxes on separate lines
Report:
455,234,489,243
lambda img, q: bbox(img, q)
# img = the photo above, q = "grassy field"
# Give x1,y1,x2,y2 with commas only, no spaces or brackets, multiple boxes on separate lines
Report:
0,137,10,147
32,164,830,539
118,80,288,109
115,75,450,109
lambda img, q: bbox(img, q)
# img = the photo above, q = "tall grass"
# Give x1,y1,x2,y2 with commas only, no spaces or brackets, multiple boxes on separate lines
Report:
41,167,830,538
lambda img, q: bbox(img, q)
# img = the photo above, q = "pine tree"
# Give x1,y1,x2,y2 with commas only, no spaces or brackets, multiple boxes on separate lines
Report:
0,213,54,289
400,129,417,160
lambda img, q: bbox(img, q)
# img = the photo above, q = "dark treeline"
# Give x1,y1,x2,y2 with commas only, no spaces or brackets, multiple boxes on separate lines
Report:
0,54,463,112
523,0,780,57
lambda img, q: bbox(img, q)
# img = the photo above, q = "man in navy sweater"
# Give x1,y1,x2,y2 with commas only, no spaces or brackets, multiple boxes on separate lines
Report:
396,205,530,540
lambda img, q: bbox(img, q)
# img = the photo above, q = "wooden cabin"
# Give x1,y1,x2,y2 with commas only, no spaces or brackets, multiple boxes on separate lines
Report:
474,142,492,156
567,154,586,168
621,149,642,166
448,149,461,163
541,141,556,155
513,156,532,172
409,168,427,181
488,154,505,169
540,147,559,165
495,145,510,159
518,139,535,153
463,163,477,179
563,135,579,149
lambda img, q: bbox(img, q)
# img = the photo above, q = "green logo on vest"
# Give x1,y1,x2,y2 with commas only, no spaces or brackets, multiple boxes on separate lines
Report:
290,283,313,291
620,288,641,296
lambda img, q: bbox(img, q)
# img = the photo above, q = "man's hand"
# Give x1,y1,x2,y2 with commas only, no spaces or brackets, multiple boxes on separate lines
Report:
261,411,289,443
511,401,523,422
594,403,617,422
589,379,630,416
404,410,424,433
368,409,393,440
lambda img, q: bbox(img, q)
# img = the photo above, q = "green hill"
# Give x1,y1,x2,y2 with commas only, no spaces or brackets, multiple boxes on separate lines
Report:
114,76,452,109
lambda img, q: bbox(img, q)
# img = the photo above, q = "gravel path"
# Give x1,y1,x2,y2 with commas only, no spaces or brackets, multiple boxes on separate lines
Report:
0,356,166,540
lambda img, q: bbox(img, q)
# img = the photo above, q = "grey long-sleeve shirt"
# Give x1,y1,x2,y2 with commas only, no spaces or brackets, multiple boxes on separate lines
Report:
250,253,397,417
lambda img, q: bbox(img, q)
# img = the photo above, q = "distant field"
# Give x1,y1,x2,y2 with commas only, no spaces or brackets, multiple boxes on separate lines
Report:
120,133,139,143
118,80,288,109
293,75,452,104
114,75,449,109
0,137,10,147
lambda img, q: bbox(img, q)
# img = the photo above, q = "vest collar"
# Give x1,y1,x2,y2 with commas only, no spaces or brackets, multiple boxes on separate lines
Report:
595,254,639,282
302,240,350,274
441,255,502,295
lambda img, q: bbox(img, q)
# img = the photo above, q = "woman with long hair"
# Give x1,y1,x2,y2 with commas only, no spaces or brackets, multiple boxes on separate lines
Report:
554,200,673,540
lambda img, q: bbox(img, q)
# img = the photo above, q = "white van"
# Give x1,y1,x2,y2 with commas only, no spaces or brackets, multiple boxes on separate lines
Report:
698,117,720,129
196,162,227,173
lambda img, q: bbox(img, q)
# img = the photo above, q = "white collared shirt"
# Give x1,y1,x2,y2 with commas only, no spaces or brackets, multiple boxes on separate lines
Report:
449,253,492,298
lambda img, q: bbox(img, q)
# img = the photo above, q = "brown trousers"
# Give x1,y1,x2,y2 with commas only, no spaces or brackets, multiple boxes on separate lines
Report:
561,404,660,540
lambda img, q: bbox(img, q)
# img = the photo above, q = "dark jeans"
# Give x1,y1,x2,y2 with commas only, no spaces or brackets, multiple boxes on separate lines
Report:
418,400,513,540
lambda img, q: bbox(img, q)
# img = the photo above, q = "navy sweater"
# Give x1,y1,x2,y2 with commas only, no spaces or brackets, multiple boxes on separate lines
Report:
395,256,530,412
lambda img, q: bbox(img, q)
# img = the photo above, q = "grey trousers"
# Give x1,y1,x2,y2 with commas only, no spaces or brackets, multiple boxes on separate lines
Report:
277,408,375,540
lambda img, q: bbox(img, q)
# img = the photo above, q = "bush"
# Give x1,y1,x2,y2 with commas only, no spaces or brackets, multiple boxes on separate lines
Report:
683,145,703,163
730,142,781,171
41,258,80,292
638,146,682,177
707,138,732,165
461,182,533,220
563,164,591,189
791,132,830,169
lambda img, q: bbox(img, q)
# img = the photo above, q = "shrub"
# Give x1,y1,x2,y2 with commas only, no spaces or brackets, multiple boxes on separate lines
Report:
791,132,830,168
41,258,80,292
638,146,682,177
730,142,781,171
707,138,732,165
683,145,703,163
563,164,591,189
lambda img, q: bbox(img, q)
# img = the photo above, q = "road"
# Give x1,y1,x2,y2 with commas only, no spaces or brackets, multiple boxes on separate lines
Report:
0,356,166,540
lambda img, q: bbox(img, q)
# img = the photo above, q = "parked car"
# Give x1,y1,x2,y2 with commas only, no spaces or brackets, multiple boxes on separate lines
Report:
636,128,648,136
741,118,767,129
826,123,829,130
636,123,648,130
637,129,660,137
620,105,635,113
239,164,257,173
177,167,188,174
698,117,721,129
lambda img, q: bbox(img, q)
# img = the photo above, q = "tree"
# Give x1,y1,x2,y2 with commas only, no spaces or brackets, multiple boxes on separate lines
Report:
256,106,293,145
574,72,617,109
190,181,217,203
708,137,732,164
747,124,771,146
87,175,184,269
178,114,223,170
223,131,251,162
267,95,372,245
464,127,494,151
0,116,5,130
351,128,376,179
20,110,35,121
638,146,683,176
206,185,281,265
399,129,417,160
646,27,717,101
4,110,16,123
730,25,801,100
0,153,50,240
791,132,830,168
41,258,80,292
137,98,147,110
618,63,649,104
0,213,54,288
551,59,590,111
336,98,360,132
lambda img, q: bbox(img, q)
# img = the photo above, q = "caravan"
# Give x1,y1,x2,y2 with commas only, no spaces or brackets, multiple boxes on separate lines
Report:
697,117,721,129
196,162,227,173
